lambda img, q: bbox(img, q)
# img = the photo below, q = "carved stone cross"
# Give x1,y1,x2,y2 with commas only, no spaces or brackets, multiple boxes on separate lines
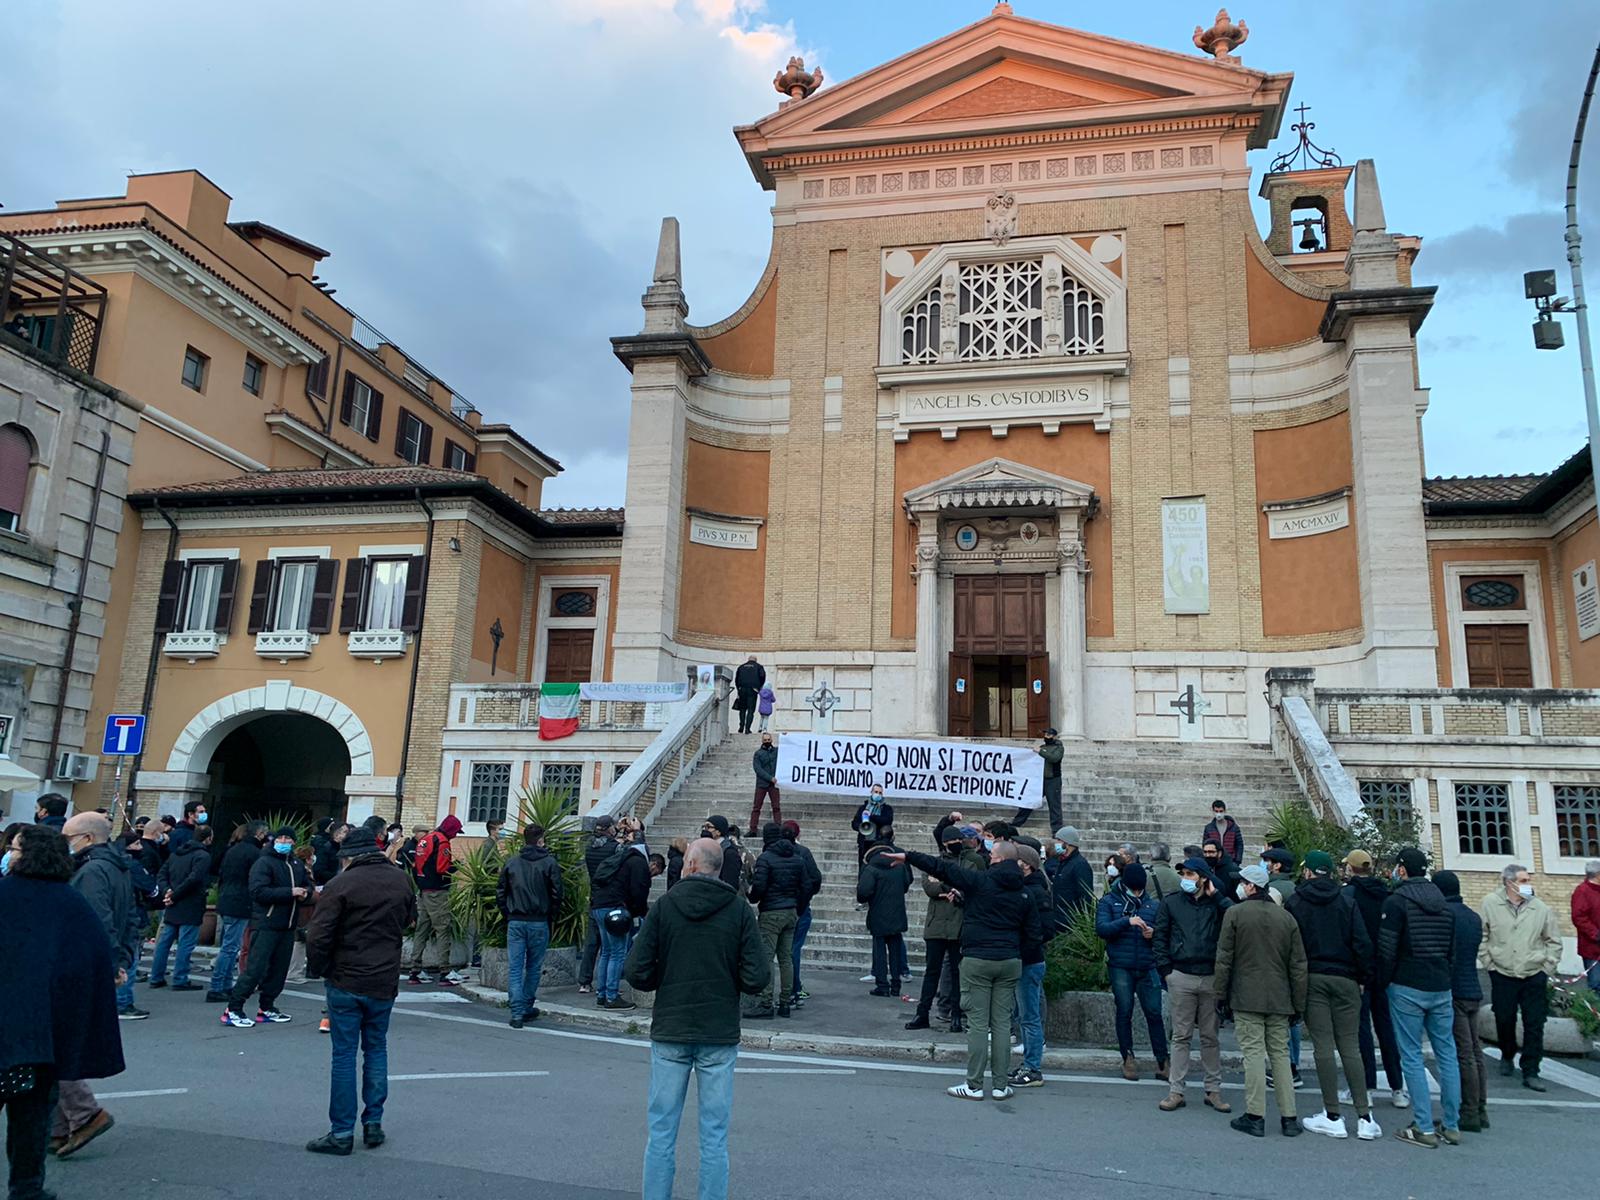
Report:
1169,684,1212,725
805,683,842,718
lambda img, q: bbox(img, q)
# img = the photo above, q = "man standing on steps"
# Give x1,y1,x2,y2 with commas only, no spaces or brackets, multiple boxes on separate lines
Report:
779,822,821,1007
1479,862,1562,1094
749,733,781,836
1203,800,1244,865
1154,856,1232,1116
1215,864,1306,1139
626,837,769,1200
1014,727,1064,830
746,823,805,1019
907,825,974,1033
886,842,1041,1101
733,654,765,735
701,816,746,891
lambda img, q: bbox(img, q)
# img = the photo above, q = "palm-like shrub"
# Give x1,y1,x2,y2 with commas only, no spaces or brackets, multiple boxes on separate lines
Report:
449,789,591,950
1043,903,1109,998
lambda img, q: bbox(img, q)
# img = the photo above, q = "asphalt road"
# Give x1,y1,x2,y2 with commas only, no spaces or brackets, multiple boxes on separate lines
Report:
46,979,1600,1200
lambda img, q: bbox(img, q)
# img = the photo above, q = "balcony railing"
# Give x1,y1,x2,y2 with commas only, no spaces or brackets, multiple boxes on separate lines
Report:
163,631,220,660
0,232,108,374
255,630,314,659
447,683,673,733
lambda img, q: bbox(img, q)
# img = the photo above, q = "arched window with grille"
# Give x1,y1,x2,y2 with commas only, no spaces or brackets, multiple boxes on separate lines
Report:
0,424,35,533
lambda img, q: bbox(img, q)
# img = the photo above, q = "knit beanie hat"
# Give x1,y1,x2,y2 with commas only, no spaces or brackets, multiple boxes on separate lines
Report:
1433,869,1461,898
1121,862,1147,891
706,815,730,836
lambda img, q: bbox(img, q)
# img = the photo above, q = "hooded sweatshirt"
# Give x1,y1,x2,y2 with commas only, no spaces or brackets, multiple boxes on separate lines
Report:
748,832,807,912
624,874,770,1044
415,815,463,892
856,849,912,935
1284,875,1371,980
904,850,1041,960
1377,877,1456,993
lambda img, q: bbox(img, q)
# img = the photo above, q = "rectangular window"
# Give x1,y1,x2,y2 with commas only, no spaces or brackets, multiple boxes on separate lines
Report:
181,346,209,392
444,439,475,472
180,561,227,631
396,410,429,464
468,762,512,824
1454,782,1513,857
1358,779,1415,830
347,378,374,437
540,762,584,816
364,558,410,631
242,354,265,396
1554,784,1600,859
613,762,630,783
306,356,329,398
271,559,318,631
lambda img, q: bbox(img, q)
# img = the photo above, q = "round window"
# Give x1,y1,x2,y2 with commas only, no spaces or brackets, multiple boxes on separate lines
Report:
554,590,596,617
1464,579,1519,609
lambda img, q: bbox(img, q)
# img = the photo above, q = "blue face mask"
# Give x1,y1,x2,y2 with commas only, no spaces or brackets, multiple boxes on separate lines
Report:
983,837,995,852
274,841,293,856
195,812,208,825
1259,859,1272,872
1179,877,1199,894
0,850,12,876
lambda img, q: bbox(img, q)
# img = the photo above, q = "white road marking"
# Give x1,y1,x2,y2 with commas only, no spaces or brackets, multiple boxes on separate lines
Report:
392,992,472,1004
278,987,1600,1107
736,1068,857,1075
388,1071,550,1081
1485,1045,1600,1099
96,1088,190,1099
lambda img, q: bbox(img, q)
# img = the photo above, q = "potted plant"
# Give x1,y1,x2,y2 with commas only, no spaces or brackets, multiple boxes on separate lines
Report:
199,881,221,947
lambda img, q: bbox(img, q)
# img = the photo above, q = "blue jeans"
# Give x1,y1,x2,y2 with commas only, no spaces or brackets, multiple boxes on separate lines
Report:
791,909,812,993
211,915,247,994
594,907,632,1002
325,983,394,1138
1109,965,1168,1062
1585,957,1599,991
150,922,201,985
117,938,141,1009
1289,1018,1301,1069
507,919,551,1018
1387,983,1462,1134
1018,961,1046,1070
643,1041,738,1200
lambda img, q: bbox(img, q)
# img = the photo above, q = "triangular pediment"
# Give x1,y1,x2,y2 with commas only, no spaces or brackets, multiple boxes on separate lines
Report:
904,457,1097,513
737,11,1289,186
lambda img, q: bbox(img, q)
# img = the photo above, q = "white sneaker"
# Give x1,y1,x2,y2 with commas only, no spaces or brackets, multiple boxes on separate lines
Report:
1338,1088,1353,1104
1011,1042,1024,1054
946,1083,985,1101
1392,1087,1411,1109
1358,1116,1383,1141
441,971,466,986
860,973,875,982
990,1086,1015,1101
1301,1113,1348,1139
220,1009,255,1028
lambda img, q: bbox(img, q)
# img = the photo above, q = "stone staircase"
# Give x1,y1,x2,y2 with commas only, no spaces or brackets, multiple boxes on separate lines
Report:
646,729,1302,972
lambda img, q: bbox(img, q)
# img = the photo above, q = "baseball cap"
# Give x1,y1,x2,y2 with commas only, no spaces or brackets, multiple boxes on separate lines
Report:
1396,847,1429,878
958,824,982,839
1240,864,1270,888
1262,847,1295,868
1342,849,1373,871
1303,850,1334,875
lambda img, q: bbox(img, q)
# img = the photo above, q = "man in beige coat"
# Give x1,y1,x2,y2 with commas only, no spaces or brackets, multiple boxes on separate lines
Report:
1478,863,1563,1092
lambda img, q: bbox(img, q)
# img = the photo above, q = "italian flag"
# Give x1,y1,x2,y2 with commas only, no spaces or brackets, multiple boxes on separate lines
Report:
538,682,581,740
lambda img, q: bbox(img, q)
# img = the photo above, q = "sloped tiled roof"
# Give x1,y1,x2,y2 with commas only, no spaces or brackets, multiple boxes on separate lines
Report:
145,466,474,496
538,506,626,525
1421,474,1545,506
1423,445,1592,515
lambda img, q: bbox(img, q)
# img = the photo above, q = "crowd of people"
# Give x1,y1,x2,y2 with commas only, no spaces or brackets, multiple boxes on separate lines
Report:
4,779,1598,1199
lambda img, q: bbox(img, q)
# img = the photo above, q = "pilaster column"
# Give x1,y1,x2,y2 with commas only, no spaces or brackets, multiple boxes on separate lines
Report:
1055,541,1087,738
913,517,941,735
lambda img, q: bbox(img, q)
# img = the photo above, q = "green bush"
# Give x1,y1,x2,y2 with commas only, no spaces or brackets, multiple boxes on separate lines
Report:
1043,904,1108,999
1550,978,1600,1040
447,842,505,949
1264,799,1423,874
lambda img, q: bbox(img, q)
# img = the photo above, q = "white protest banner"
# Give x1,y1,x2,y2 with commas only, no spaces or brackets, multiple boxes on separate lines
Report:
776,734,1044,809
579,682,691,703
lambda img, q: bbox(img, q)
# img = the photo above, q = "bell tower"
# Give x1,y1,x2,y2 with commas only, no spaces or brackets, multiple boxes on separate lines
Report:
1259,104,1354,259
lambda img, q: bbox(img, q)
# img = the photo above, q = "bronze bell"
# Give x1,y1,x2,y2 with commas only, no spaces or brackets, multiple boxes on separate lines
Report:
1297,219,1322,252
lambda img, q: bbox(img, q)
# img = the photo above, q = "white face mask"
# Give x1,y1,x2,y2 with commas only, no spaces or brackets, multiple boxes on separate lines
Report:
1106,864,1120,879
1236,882,1249,901
1517,883,1535,899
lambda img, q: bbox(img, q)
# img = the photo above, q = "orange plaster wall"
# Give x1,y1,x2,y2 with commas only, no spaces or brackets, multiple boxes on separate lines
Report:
678,440,770,641
468,541,527,681
697,275,778,377
531,561,621,680
1427,542,1563,686
1254,414,1361,637
890,426,1113,640
1554,510,1600,687
1245,248,1326,350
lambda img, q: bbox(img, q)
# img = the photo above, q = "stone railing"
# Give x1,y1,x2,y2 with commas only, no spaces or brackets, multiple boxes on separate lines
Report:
588,667,733,830
445,683,662,733
1314,688,1600,744
1266,668,1361,826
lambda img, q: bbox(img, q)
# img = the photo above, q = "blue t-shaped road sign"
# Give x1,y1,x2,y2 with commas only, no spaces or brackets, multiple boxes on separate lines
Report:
102,714,146,757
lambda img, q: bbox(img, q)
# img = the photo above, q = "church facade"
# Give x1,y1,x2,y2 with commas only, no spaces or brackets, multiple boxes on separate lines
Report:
607,6,1598,746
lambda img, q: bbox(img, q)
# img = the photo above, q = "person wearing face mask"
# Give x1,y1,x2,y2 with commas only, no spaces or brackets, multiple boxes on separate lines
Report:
208,822,267,1003
1341,849,1407,1110
167,800,207,852
1376,848,1461,1148
222,827,310,1028
33,793,69,831
1214,864,1307,1138
1200,840,1239,897
906,825,980,1033
1046,826,1095,923
148,822,214,992
1478,862,1562,1094
1097,862,1167,1084
0,822,26,877
1153,857,1232,1115
852,785,894,863
1202,800,1243,865
1102,853,1121,895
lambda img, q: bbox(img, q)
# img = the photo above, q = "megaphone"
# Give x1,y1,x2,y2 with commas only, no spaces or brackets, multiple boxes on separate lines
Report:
859,820,877,837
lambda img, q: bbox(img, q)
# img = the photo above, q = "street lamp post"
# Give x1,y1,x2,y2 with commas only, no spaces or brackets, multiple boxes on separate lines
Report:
1527,41,1600,492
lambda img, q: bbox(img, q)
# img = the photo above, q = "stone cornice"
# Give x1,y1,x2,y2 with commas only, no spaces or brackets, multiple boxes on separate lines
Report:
1320,286,1437,343
611,333,713,378
263,411,371,467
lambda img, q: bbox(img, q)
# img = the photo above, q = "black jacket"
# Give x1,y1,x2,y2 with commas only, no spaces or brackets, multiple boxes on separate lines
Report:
752,745,778,786
305,855,417,1001
1021,869,1055,965
217,840,262,919
1377,878,1456,993
1284,876,1371,981
497,845,564,921
666,848,684,890
157,840,213,927
905,851,1041,961
624,875,769,1045
309,833,341,886
586,835,621,882
1343,875,1389,979
1445,895,1484,1002
247,850,311,930
718,837,745,890
1046,849,1095,927
71,843,140,972
1152,887,1232,977
856,853,912,935
788,839,822,914
591,845,652,918
734,660,766,696
748,837,807,912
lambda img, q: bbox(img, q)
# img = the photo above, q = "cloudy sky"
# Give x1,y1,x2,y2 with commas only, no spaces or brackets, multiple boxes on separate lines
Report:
7,1,1597,505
